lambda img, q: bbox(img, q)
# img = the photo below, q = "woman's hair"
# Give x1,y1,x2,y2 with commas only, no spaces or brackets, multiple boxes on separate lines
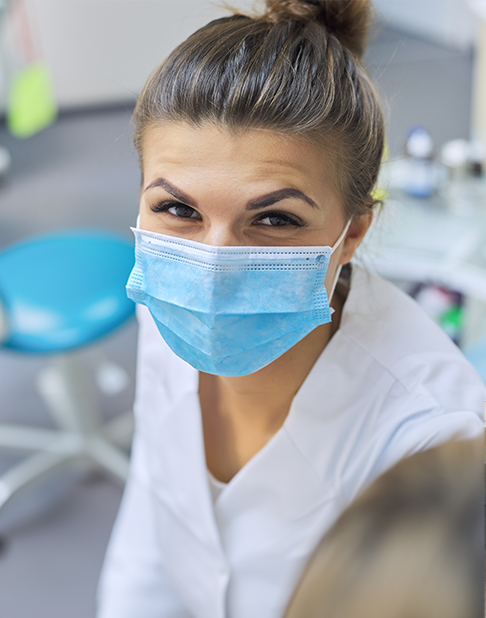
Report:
284,438,485,618
132,0,385,220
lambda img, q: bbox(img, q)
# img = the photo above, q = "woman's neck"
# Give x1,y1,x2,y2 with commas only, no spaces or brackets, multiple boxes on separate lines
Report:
217,323,335,429
199,287,346,481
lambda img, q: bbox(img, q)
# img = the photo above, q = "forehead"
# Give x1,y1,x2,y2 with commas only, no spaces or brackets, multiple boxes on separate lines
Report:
141,122,338,190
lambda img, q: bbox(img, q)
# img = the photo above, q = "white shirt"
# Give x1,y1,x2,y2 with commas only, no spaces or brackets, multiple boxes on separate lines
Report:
97,263,485,618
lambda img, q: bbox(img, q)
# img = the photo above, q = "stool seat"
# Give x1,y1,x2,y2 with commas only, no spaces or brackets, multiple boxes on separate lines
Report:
0,230,135,353
0,229,136,514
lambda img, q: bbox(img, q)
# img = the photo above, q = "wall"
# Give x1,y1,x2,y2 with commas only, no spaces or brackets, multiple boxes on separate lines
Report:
373,0,477,51
0,0,481,112
1,0,252,110
472,16,486,146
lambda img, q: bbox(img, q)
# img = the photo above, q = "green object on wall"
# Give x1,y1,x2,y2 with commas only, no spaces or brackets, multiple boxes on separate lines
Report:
7,62,57,138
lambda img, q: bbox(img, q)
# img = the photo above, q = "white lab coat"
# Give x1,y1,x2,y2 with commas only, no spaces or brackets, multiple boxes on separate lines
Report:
97,263,485,618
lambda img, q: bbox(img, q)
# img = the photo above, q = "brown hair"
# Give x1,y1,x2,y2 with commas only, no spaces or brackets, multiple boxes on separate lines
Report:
133,0,385,220
284,438,484,618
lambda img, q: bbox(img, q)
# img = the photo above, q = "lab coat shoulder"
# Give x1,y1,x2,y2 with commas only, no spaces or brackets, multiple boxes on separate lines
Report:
287,264,485,506
344,263,485,419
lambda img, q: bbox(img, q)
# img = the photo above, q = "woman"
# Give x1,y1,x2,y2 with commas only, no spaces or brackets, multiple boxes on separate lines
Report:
97,2,485,617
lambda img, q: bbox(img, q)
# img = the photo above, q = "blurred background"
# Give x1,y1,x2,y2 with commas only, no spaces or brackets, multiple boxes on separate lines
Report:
0,1,485,617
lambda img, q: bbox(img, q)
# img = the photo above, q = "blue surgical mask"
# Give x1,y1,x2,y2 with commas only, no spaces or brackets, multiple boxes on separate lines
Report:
126,221,351,377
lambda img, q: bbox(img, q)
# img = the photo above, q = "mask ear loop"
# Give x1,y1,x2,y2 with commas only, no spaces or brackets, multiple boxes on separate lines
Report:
330,218,352,255
328,219,352,312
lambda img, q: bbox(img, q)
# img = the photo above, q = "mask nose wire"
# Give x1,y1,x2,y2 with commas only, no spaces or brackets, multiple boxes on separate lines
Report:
328,218,352,304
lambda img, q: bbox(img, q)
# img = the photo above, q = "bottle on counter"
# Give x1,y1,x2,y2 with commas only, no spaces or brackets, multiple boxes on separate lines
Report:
402,125,437,199
439,138,486,215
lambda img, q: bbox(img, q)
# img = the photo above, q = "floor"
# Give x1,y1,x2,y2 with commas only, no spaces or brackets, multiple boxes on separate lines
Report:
0,22,477,618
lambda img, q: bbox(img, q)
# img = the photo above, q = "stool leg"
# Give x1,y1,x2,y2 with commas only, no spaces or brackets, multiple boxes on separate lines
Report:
85,435,130,482
102,410,134,448
0,426,60,451
0,450,74,510
0,351,131,509
37,353,101,434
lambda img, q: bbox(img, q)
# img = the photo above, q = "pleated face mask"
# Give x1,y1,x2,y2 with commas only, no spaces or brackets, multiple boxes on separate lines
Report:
126,221,350,377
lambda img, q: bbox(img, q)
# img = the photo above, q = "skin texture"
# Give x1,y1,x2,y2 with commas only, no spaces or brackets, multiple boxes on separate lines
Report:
139,122,373,482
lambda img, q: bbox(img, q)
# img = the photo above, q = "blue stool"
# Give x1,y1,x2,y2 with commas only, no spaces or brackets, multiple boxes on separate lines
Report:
0,230,136,511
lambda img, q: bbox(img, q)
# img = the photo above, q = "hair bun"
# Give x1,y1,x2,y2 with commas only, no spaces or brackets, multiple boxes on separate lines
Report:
263,0,373,59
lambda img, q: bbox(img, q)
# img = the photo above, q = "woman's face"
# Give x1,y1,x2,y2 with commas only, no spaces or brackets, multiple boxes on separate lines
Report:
139,122,370,262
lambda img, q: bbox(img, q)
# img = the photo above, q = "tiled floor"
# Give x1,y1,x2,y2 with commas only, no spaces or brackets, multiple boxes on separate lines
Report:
0,21,476,618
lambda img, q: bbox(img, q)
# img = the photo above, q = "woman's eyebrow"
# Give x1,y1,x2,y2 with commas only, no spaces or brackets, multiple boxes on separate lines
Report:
144,179,317,210
144,178,196,206
247,189,318,210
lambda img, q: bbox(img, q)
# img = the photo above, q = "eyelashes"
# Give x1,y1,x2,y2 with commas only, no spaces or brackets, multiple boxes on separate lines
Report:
256,212,305,228
150,201,306,228
150,201,200,219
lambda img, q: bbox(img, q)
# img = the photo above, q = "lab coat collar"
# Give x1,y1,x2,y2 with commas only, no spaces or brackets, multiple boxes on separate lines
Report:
146,348,340,618
145,356,224,550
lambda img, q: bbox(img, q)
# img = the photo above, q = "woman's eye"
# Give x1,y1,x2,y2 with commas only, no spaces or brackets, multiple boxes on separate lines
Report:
169,204,199,219
151,202,201,220
255,212,303,227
